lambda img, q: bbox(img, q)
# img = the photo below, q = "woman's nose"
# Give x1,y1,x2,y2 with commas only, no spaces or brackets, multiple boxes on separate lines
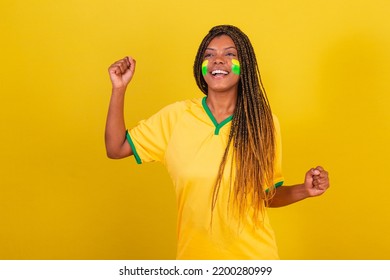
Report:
213,54,225,64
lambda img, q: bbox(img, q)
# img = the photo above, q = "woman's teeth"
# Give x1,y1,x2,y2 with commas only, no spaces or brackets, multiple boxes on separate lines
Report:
212,70,229,76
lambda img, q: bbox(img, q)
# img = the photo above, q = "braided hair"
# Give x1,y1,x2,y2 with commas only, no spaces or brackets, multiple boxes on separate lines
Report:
193,25,276,225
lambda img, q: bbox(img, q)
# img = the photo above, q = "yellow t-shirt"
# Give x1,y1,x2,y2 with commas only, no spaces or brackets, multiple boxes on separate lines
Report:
127,97,284,259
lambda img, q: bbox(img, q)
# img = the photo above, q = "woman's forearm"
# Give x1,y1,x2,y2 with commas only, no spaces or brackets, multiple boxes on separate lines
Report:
105,56,136,159
268,184,309,207
268,167,330,207
105,87,132,159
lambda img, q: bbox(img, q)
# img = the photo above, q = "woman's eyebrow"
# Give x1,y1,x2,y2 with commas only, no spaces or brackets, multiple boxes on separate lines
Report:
206,46,237,51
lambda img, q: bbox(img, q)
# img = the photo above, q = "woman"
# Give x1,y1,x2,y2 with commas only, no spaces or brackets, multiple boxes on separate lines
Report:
105,25,329,259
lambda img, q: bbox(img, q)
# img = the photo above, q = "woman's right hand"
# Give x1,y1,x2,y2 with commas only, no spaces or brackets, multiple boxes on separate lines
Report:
108,56,136,90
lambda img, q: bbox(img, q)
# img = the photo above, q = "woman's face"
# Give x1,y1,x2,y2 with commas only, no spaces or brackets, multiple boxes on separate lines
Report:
202,35,241,95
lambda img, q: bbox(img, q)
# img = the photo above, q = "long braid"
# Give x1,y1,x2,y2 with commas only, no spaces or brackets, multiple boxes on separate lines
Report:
193,25,276,226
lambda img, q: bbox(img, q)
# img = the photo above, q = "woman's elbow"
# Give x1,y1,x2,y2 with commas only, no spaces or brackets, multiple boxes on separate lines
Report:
107,150,129,159
106,144,132,159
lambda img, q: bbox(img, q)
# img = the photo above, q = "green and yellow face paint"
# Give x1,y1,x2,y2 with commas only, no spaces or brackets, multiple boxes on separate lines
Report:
202,60,209,76
231,59,241,75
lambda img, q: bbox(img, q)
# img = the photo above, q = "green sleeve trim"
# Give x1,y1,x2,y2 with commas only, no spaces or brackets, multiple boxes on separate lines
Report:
275,181,284,188
126,130,142,164
265,181,284,193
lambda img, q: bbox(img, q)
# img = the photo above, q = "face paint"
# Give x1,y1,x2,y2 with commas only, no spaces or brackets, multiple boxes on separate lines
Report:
231,59,241,75
202,60,208,76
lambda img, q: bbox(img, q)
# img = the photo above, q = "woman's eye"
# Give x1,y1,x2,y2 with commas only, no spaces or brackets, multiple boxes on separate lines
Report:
204,53,212,58
227,52,236,57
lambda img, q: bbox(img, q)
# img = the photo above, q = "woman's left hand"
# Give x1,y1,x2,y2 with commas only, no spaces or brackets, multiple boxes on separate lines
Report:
304,166,330,197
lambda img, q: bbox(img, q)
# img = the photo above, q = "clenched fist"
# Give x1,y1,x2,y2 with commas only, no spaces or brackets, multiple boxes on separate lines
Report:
108,56,136,90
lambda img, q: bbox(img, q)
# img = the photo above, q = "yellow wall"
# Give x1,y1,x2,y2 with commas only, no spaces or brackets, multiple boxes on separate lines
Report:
1,0,389,259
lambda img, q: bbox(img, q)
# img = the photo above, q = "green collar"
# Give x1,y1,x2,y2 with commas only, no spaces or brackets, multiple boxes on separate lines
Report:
202,97,233,135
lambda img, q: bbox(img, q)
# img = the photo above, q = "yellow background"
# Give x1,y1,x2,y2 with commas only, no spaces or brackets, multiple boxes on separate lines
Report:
1,0,389,259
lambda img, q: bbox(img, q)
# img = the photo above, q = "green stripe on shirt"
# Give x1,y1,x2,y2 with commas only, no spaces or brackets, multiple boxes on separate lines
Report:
126,130,142,164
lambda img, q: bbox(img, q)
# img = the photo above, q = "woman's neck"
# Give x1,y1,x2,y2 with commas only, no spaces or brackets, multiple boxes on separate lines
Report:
206,91,237,123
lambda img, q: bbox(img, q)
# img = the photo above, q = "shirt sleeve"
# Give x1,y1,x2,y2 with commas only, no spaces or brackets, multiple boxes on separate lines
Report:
126,101,185,164
273,114,284,187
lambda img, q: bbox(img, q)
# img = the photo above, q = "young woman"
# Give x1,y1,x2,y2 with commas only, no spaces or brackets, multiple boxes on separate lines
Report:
105,25,329,259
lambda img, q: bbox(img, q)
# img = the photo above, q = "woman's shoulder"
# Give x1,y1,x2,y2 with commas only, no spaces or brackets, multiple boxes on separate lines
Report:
161,97,203,112
174,97,203,107
151,97,203,121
